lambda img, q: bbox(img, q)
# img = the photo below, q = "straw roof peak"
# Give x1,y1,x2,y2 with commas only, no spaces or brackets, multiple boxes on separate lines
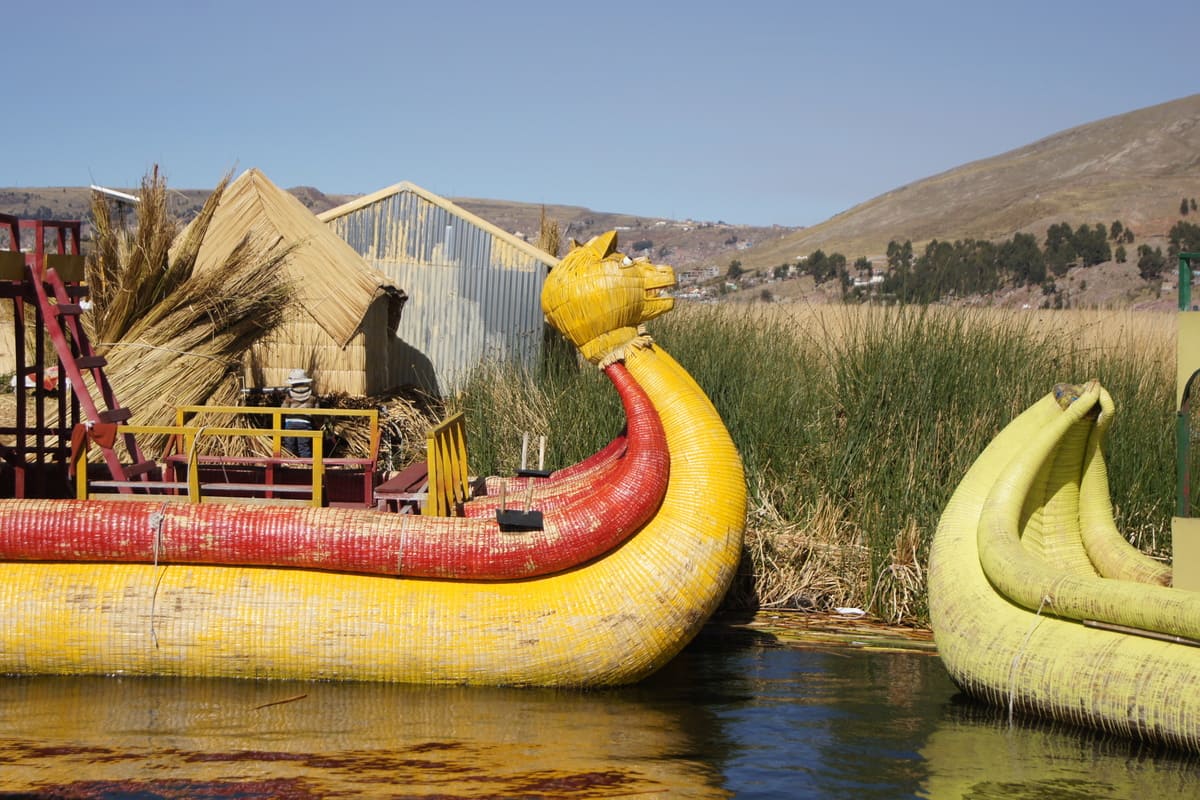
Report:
178,169,404,348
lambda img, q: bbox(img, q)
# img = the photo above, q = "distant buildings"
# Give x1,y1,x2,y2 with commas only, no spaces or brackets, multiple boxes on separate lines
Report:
677,265,721,285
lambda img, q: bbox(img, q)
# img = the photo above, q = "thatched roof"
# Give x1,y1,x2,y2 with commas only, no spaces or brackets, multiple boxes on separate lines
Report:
178,168,403,348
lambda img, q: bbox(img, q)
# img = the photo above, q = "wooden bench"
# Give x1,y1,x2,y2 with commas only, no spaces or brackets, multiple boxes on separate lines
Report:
162,453,376,507
72,423,325,507
89,479,191,492
373,412,477,515
71,403,382,507
87,479,194,502
199,481,316,506
373,460,430,513
85,479,313,506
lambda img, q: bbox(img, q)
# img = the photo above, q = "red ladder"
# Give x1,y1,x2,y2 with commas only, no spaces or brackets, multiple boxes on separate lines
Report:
29,250,160,490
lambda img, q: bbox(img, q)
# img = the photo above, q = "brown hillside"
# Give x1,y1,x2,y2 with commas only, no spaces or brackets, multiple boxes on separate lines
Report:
4,94,1198,286
450,197,787,268
0,186,784,274
740,93,1200,269
0,185,357,225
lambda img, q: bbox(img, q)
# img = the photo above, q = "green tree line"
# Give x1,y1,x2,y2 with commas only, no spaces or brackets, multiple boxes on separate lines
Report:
773,219,1200,305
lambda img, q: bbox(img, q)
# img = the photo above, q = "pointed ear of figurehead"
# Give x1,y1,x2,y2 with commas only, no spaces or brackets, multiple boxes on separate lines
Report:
590,230,619,258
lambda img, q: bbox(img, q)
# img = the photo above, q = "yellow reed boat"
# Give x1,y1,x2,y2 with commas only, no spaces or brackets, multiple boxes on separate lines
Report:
0,232,746,686
929,382,1200,749
930,254,1200,751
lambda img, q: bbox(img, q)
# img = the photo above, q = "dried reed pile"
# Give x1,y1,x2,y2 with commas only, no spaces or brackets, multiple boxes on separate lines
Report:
317,389,440,471
84,167,293,457
727,488,870,612
87,165,188,346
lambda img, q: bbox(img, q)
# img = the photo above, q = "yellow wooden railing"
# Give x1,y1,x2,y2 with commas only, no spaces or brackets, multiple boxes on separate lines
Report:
72,423,324,506
72,407,461,513
174,405,380,460
425,412,471,516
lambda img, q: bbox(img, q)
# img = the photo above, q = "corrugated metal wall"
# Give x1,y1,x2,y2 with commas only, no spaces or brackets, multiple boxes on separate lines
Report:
326,190,552,395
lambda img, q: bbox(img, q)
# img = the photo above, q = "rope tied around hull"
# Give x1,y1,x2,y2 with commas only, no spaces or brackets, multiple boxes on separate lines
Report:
148,501,169,649
590,326,655,369
1006,574,1067,726
396,513,408,575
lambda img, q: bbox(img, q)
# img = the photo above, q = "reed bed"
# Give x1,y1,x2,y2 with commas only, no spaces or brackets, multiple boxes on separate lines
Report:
452,356,621,477
457,302,1177,625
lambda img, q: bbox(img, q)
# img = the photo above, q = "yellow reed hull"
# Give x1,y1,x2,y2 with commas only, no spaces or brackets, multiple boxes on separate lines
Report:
0,346,746,686
929,385,1200,751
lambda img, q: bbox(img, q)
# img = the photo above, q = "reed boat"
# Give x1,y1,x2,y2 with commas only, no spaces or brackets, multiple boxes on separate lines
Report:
929,381,1200,752
0,231,747,686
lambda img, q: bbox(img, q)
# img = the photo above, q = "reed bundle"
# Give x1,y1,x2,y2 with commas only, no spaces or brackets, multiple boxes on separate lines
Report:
101,243,292,452
83,167,293,457
319,389,439,471
536,206,561,259
87,166,189,347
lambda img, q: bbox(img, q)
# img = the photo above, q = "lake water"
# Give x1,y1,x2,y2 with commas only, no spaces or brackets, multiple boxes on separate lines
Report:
1,622,1196,798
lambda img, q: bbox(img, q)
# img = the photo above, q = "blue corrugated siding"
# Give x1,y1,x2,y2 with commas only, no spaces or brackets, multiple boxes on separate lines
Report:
327,190,551,394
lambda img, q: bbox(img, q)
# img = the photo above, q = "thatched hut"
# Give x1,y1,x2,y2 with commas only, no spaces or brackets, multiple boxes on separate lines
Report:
319,182,558,395
180,169,407,396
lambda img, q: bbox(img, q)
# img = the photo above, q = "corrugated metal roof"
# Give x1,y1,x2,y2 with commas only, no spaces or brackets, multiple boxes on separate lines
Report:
321,182,559,393
180,169,402,348
319,181,559,266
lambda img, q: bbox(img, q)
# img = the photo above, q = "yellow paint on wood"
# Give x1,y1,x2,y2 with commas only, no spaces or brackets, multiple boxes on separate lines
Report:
45,254,84,282
1173,517,1200,591
0,251,25,281
1178,311,1200,410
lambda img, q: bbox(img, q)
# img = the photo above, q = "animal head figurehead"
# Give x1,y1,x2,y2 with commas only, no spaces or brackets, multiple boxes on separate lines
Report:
541,232,675,366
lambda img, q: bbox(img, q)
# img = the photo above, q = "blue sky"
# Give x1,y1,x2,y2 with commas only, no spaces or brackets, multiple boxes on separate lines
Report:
6,0,1197,226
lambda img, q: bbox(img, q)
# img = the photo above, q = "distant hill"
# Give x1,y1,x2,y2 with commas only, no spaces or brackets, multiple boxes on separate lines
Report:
449,197,791,273
0,186,359,231
3,93,1198,303
739,93,1200,270
0,185,789,275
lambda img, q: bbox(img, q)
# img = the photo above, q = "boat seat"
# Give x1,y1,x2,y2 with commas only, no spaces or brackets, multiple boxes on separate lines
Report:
374,461,429,513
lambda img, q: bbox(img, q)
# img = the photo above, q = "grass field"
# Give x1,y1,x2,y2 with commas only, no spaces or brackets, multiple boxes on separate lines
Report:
456,303,1179,626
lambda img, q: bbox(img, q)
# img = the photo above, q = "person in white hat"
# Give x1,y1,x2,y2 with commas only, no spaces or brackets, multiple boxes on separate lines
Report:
282,368,318,457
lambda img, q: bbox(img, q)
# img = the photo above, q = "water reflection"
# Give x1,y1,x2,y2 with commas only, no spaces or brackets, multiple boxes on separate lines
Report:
0,675,729,798
643,624,1200,799
650,625,951,798
918,701,1200,799
1,623,1197,798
